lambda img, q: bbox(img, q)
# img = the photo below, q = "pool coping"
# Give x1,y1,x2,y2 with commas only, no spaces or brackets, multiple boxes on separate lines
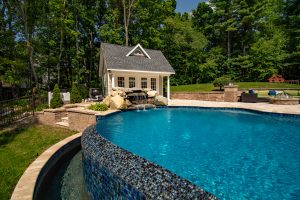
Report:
10,132,82,200
169,100,300,116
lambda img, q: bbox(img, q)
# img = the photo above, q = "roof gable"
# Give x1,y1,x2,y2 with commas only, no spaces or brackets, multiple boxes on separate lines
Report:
126,44,151,59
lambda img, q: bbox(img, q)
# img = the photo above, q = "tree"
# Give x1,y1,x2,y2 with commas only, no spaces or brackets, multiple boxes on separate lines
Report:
11,0,46,91
0,0,299,96
162,15,207,85
121,0,137,46
250,30,287,81
213,75,232,90
283,0,300,80
50,84,63,108
70,82,82,103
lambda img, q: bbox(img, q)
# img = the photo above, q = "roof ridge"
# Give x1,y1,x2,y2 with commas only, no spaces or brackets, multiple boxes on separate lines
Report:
101,42,162,52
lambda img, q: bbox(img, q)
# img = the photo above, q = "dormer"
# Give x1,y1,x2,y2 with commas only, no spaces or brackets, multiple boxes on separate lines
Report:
126,44,151,59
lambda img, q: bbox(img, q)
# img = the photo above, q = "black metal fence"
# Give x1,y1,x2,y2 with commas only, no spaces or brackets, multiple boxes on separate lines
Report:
0,96,48,128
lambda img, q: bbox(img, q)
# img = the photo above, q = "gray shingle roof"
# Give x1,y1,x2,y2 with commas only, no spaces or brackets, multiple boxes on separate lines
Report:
101,43,175,74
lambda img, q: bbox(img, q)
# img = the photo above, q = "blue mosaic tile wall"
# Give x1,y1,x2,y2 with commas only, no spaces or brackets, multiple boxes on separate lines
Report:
83,152,145,200
81,125,217,200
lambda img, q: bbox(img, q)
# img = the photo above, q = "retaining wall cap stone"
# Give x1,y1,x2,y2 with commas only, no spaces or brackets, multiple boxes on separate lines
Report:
43,108,66,113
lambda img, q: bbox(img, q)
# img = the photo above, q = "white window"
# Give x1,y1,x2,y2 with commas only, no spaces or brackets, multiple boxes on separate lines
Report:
151,78,156,91
117,77,125,87
141,78,147,89
129,77,135,88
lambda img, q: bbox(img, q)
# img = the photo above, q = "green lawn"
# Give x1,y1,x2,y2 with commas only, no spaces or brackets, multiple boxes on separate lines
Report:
0,124,77,200
171,82,300,92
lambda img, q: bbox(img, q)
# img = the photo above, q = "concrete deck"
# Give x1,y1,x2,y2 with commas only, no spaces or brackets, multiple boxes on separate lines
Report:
10,133,82,200
169,99,300,115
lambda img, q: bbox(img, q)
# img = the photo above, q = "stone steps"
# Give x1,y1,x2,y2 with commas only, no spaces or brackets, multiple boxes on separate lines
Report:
61,117,69,123
55,121,69,127
56,116,69,127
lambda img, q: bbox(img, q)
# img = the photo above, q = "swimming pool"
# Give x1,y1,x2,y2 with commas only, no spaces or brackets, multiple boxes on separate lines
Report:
96,107,300,199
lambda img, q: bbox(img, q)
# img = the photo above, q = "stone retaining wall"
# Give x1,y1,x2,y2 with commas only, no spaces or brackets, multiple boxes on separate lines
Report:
67,109,98,132
171,92,224,101
224,86,239,102
36,106,119,132
36,108,67,126
270,98,299,105
171,86,241,102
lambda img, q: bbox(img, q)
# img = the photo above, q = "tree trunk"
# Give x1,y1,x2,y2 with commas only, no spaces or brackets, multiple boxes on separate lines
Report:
89,30,93,85
24,10,38,91
122,0,128,46
56,0,66,87
122,0,135,46
57,29,63,87
227,31,230,58
76,16,79,55
27,40,38,88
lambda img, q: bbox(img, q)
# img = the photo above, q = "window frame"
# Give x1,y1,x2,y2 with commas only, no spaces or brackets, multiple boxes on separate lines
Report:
129,77,135,88
151,78,156,91
117,77,125,87
141,78,147,89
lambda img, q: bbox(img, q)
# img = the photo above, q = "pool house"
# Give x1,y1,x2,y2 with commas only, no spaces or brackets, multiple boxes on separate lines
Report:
99,43,175,100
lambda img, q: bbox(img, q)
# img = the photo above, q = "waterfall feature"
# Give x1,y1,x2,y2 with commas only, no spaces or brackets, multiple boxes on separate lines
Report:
125,90,156,110
127,92,147,105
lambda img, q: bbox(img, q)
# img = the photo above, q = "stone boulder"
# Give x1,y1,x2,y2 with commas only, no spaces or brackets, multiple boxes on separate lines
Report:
111,89,126,97
124,99,132,108
147,90,158,98
153,95,168,106
103,96,111,107
110,95,125,110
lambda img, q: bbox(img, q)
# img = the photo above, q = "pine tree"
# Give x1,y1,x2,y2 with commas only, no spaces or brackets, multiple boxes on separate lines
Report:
50,84,63,108
70,82,82,103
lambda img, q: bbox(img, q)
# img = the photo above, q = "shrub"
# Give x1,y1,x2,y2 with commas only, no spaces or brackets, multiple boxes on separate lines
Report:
88,102,108,111
77,84,89,99
50,84,63,108
11,99,28,108
36,103,49,111
70,83,82,103
213,75,232,90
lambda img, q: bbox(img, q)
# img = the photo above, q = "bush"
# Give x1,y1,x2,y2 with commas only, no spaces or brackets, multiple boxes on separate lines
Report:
88,102,108,111
70,83,82,103
213,76,232,90
50,84,63,108
35,103,49,111
11,99,28,108
77,84,89,99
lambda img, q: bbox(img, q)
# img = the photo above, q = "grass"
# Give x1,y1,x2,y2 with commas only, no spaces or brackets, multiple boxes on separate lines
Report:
171,82,300,92
0,124,77,200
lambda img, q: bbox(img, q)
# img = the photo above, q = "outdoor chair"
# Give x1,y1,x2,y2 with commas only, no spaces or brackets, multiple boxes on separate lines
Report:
241,93,258,103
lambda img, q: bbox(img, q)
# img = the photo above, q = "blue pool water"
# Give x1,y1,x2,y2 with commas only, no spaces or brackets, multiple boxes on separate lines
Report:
96,108,300,200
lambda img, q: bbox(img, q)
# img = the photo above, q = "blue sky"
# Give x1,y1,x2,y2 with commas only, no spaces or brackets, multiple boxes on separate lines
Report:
176,0,206,13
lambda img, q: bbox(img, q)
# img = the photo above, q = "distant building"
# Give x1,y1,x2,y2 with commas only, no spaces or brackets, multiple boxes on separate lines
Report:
268,75,285,83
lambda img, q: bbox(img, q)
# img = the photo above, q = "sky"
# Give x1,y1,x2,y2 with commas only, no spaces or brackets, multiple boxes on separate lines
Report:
176,0,206,13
